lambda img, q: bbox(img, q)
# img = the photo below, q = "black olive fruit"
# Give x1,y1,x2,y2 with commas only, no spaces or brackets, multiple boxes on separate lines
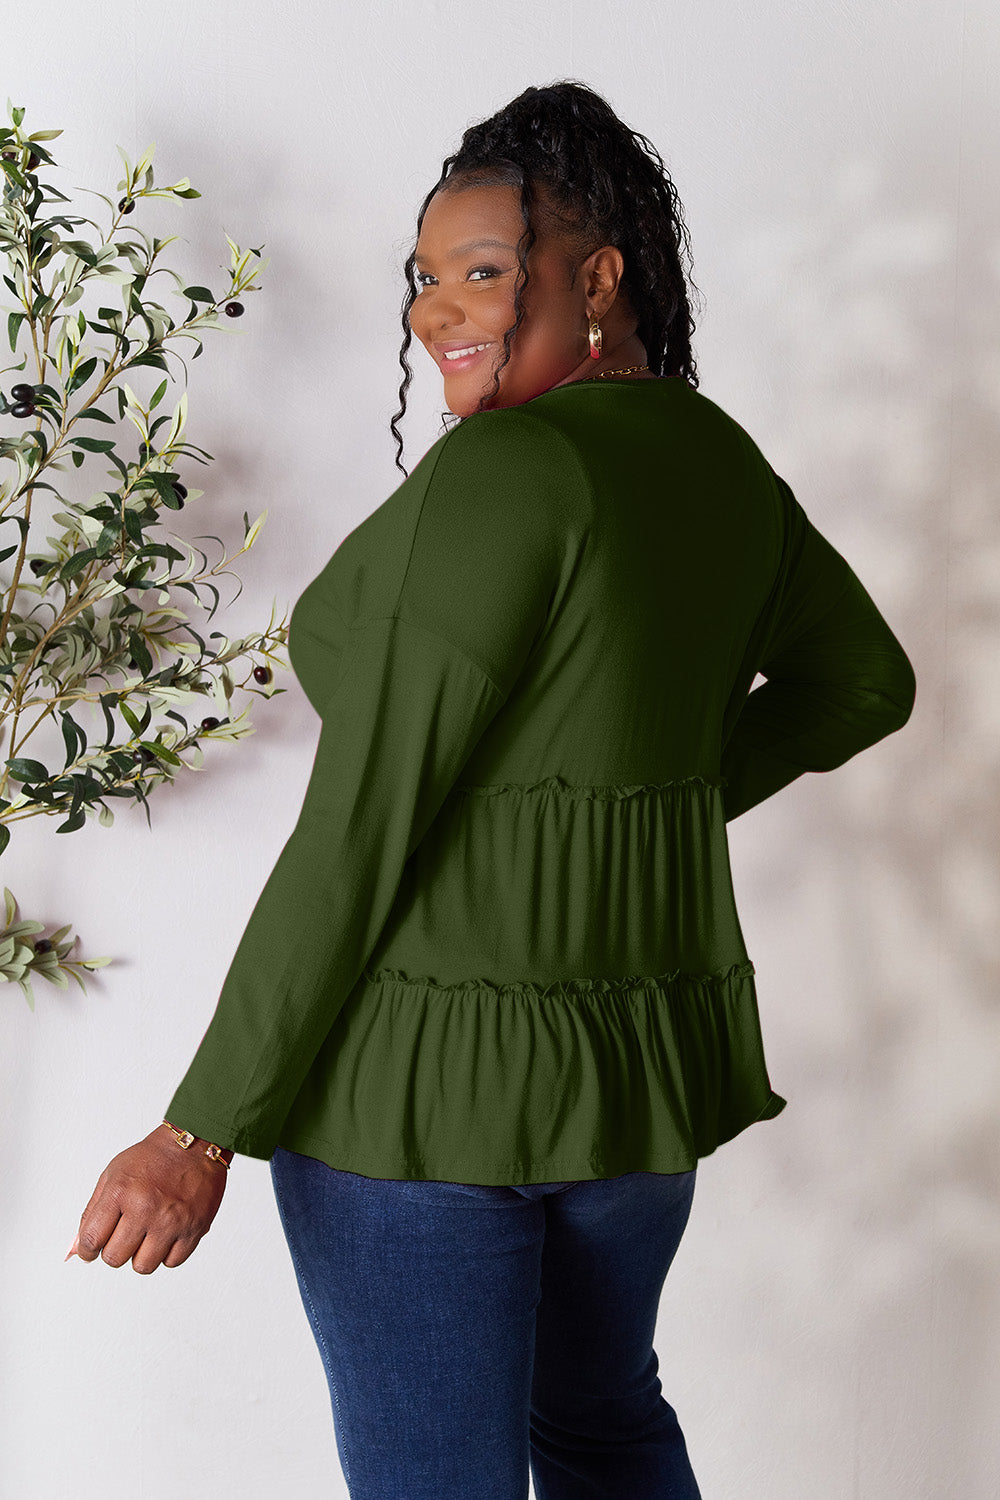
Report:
224,301,244,317
253,665,271,685
200,716,221,731
34,938,54,954
118,198,135,214
29,558,47,575
11,383,35,402
27,153,40,171
12,402,35,419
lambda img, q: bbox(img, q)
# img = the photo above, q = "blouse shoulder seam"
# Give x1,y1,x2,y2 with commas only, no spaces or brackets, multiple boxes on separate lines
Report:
405,404,596,554
348,609,506,700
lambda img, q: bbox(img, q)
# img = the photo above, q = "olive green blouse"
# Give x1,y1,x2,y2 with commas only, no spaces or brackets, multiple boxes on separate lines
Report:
164,377,916,1184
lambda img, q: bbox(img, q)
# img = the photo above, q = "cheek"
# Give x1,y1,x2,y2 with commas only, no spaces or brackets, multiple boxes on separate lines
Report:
514,281,572,338
476,286,516,328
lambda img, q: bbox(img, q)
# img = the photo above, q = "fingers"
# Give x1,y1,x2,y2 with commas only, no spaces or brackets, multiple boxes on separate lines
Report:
130,1235,179,1275
71,1221,196,1273
83,1212,139,1268
74,1165,113,1262
75,1199,123,1263
120,1234,201,1274
162,1236,201,1269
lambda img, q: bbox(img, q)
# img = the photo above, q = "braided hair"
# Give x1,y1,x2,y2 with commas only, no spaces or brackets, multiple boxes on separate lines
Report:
390,79,703,476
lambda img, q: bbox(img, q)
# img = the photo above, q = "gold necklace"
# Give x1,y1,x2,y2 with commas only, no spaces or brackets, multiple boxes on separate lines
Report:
576,364,651,382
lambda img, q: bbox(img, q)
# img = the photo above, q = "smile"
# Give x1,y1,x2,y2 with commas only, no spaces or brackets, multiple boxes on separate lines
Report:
438,342,494,369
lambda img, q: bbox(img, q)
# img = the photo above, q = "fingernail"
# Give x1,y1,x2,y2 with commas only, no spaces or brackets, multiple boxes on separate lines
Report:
65,1237,78,1261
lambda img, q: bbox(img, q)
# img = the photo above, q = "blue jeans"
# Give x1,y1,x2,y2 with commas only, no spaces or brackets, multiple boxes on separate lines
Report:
269,1146,702,1499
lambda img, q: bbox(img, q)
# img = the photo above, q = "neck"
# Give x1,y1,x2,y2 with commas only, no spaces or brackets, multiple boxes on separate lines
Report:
573,332,651,383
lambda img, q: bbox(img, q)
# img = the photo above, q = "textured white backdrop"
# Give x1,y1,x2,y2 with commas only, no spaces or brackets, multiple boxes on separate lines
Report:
2,2,996,1497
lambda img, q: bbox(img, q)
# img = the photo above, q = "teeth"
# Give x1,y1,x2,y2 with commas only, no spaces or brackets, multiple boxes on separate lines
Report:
443,343,490,360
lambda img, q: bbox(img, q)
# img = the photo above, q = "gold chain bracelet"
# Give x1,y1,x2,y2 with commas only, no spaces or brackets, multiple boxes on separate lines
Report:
161,1119,231,1169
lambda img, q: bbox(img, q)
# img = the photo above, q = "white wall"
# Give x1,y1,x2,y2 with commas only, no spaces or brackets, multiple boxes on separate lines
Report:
3,2,997,1496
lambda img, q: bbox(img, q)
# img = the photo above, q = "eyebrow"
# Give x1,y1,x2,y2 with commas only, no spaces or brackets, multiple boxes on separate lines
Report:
413,238,516,266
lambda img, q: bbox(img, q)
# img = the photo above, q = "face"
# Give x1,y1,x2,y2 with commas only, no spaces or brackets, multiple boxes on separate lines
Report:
408,182,638,415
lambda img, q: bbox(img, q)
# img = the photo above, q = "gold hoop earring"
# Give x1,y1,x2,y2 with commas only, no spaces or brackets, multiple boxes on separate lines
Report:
588,311,603,360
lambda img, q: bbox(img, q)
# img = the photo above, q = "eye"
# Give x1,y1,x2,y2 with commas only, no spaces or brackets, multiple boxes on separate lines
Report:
415,265,501,289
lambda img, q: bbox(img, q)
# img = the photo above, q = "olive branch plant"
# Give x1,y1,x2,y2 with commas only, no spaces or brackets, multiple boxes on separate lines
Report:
0,99,287,1008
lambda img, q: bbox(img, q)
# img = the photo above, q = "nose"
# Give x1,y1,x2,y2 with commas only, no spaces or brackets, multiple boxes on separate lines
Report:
417,282,470,323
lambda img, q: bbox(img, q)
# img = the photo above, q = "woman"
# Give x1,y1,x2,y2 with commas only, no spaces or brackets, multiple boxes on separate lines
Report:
69,81,916,1499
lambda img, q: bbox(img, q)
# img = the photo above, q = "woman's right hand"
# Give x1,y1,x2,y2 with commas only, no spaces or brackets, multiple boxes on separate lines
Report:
67,1124,231,1273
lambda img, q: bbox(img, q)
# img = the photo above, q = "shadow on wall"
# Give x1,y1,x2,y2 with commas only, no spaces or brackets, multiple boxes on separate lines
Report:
707,115,1000,1500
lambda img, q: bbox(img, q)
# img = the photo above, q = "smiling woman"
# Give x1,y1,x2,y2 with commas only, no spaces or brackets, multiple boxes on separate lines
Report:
393,83,699,461
72,76,917,1500
404,181,662,422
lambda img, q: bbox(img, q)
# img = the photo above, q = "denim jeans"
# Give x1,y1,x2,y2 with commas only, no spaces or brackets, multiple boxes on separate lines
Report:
270,1146,702,1500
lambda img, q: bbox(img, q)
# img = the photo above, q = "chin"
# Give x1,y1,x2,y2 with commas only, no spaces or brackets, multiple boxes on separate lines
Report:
446,384,503,417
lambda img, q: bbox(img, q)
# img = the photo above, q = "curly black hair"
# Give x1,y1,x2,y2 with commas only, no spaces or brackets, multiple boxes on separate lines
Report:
389,79,703,477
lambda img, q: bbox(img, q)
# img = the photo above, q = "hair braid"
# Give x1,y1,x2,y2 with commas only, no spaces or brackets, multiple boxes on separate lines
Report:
390,79,703,476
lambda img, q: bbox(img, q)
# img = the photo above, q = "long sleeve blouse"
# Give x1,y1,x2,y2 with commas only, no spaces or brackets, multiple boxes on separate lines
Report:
164,376,917,1184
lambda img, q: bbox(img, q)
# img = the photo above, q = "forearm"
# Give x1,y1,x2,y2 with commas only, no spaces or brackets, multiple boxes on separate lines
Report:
721,659,916,822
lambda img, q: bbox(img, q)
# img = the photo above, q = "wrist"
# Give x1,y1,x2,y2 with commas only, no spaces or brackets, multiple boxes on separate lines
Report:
160,1120,234,1168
